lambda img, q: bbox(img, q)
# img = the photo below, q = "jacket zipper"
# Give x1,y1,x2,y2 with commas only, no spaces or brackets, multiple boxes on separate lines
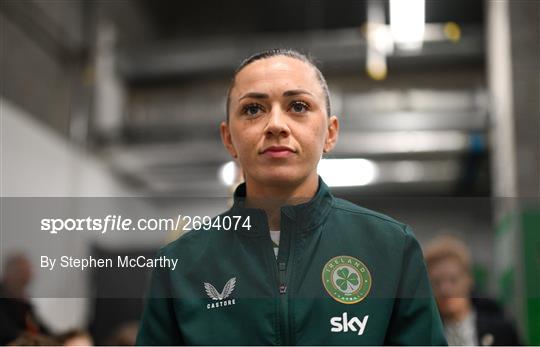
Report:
266,233,284,345
271,218,295,346
278,260,288,345
285,226,295,345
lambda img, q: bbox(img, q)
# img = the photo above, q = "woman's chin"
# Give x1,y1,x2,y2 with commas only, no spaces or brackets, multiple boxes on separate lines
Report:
253,170,306,186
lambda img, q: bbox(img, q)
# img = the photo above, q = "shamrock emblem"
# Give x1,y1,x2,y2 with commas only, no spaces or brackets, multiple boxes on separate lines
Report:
335,267,359,292
323,256,371,304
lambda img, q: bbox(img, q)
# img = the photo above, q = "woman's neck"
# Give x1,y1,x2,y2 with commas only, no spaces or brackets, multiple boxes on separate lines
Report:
244,173,319,230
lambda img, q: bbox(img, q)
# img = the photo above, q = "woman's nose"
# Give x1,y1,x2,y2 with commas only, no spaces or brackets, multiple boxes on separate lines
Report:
265,107,290,137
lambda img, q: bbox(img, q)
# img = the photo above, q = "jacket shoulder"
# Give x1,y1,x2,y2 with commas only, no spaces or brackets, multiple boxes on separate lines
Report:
156,212,219,258
331,197,409,235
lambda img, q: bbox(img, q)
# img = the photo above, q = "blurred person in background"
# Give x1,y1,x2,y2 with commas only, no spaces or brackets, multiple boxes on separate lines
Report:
136,48,446,345
105,321,139,346
6,332,59,346
56,329,94,346
424,235,522,346
0,253,51,345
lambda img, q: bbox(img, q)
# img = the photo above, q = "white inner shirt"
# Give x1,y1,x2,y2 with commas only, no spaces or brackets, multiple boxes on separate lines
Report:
269,230,280,258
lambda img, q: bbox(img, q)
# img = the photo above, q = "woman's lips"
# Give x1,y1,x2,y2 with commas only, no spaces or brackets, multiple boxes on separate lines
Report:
261,146,295,158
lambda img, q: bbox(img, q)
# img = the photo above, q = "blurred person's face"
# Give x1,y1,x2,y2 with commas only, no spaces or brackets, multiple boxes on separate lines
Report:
5,256,33,289
64,335,93,346
221,56,338,190
428,257,473,321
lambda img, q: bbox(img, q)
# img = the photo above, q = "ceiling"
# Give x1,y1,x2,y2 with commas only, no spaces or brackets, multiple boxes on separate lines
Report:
136,0,483,39
94,0,490,197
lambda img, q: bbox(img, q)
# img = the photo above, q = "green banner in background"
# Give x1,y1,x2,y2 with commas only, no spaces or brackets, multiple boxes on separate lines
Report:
522,209,540,346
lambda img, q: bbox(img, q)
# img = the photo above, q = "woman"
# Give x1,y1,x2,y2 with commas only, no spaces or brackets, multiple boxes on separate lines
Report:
136,49,447,346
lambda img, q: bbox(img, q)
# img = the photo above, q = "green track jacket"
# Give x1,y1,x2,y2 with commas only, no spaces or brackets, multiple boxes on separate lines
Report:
136,176,447,345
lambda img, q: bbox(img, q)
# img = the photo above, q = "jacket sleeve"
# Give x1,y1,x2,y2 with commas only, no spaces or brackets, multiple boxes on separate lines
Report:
136,249,184,346
384,226,448,346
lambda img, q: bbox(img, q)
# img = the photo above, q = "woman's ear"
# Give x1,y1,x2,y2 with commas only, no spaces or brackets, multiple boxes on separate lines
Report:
323,115,339,153
220,121,238,158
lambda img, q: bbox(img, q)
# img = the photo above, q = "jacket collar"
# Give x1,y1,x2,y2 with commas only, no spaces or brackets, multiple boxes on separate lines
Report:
230,175,334,233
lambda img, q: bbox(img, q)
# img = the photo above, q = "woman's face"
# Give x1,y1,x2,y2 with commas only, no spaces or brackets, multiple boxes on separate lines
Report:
428,257,473,319
221,56,338,188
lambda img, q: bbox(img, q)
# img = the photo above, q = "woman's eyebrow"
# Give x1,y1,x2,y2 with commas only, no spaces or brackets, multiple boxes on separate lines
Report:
282,89,314,97
238,89,314,101
238,92,268,101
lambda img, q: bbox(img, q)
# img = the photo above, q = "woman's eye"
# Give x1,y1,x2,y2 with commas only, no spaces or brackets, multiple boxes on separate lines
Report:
290,101,309,113
242,104,263,116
